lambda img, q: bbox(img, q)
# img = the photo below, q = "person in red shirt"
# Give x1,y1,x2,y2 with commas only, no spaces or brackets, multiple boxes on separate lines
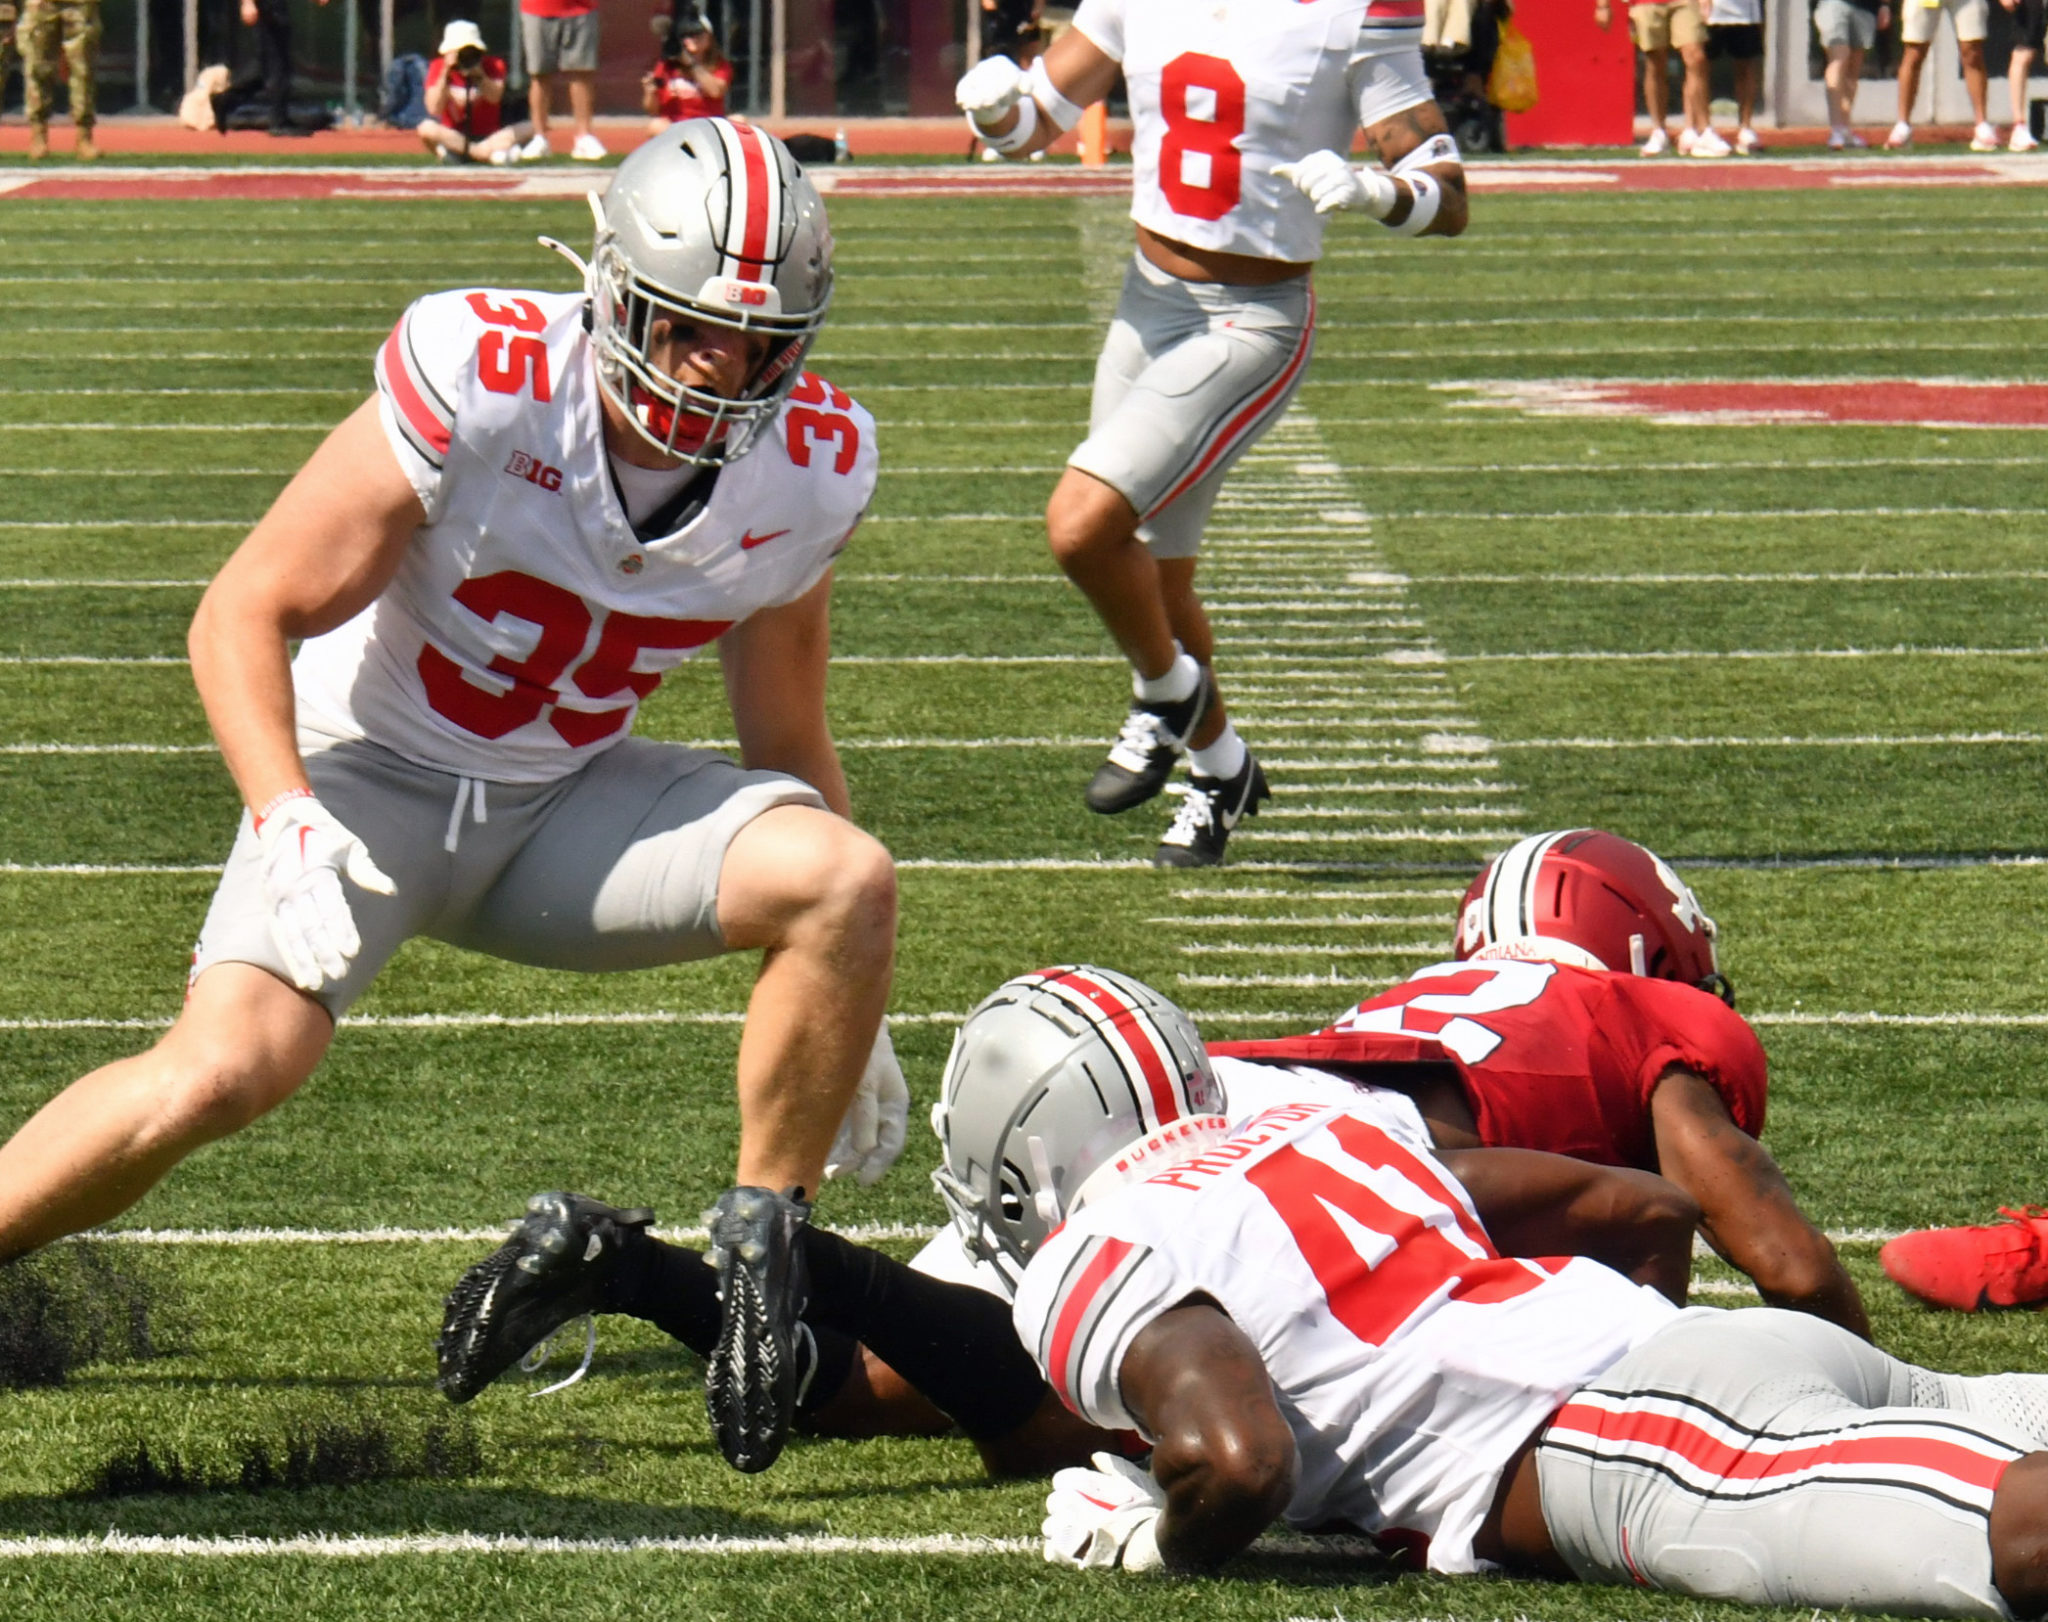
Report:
642,11,735,133
415,20,536,163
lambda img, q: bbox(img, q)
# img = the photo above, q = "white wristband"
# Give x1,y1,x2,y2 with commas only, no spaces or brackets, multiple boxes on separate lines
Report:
1385,168,1443,236
1027,54,1086,131
1392,132,1461,175
971,93,1038,153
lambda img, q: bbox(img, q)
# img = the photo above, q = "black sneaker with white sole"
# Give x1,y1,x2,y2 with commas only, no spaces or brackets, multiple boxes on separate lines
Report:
1153,754,1270,869
437,1191,654,1403
1085,666,1218,814
703,1184,812,1474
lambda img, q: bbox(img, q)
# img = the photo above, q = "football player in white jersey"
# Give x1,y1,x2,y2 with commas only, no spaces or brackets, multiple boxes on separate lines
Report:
956,0,1467,866
0,119,897,1475
971,1000,2048,1618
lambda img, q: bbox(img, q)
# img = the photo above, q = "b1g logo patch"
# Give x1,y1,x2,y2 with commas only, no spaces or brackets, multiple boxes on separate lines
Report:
505,450,564,491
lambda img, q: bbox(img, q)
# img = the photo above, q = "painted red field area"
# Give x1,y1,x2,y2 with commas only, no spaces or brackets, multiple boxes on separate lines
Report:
1453,379,2048,429
2,155,2044,202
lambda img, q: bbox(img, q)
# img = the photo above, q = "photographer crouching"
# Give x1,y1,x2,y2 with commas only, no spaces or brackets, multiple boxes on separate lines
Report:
642,9,734,132
417,20,539,164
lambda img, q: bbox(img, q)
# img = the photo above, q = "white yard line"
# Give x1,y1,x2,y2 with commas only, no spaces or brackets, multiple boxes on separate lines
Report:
0,1532,1040,1559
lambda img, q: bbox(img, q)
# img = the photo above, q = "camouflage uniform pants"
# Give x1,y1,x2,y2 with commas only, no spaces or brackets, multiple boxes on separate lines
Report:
20,0,99,131
0,2,19,110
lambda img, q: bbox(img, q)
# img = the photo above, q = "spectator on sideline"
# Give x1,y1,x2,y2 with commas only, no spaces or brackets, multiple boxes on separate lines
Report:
417,20,538,163
1889,0,1997,149
0,2,22,133
1815,0,1889,146
1701,0,1762,152
520,0,605,160
1593,0,1722,156
2001,0,2043,148
642,10,733,134
212,0,327,138
18,0,99,160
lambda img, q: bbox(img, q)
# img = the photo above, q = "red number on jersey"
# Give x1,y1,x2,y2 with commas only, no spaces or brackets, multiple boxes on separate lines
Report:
791,373,852,411
478,333,553,403
1331,960,1557,1064
465,294,548,333
417,570,591,739
419,570,727,743
785,406,860,475
1157,52,1246,221
1244,1113,1543,1348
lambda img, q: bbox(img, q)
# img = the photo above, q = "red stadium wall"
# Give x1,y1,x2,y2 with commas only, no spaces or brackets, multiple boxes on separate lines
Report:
1504,1,1636,147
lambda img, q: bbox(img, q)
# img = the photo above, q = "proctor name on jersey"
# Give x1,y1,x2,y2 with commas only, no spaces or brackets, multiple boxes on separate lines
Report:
290,288,876,784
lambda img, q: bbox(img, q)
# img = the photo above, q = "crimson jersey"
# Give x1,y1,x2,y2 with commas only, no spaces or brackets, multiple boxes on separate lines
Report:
293,287,875,783
1208,960,1767,1170
1012,1097,1679,1572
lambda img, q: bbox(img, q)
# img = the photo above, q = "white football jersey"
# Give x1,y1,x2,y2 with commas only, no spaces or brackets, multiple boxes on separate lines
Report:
1012,1098,1681,1573
1073,0,1433,262
292,288,877,783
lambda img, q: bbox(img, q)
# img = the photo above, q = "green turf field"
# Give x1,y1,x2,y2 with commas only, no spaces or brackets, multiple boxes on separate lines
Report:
1,181,2046,1619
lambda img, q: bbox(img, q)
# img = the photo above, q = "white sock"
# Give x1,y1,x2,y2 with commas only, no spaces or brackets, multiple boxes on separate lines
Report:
1189,724,1248,782
1134,647,1200,706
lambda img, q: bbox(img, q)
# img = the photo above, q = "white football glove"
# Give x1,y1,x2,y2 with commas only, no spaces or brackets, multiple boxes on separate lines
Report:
823,1020,910,1186
1043,1451,1166,1572
254,793,396,993
1273,149,1400,218
955,53,1030,123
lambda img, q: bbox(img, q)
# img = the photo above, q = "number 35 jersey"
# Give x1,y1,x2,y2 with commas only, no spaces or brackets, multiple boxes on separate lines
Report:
1208,961,1769,1171
1072,0,1432,263
1012,1098,1680,1572
292,288,877,784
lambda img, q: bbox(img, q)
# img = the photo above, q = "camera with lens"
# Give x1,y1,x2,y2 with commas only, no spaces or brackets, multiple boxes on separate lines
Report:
454,43,485,74
662,7,709,62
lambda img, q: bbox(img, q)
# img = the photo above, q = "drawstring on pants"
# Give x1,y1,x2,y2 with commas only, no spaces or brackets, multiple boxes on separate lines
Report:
443,777,488,853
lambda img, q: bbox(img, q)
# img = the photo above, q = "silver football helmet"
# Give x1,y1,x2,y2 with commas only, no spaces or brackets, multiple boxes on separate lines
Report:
584,117,832,464
930,966,1226,1294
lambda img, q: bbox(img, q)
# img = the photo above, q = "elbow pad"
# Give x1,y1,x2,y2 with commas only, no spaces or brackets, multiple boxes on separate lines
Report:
1027,55,1086,131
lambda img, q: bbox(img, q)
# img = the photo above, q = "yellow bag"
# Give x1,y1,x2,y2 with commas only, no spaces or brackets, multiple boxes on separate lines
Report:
1487,18,1539,114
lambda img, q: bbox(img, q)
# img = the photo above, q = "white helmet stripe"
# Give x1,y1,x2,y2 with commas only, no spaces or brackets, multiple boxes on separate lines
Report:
1483,829,1568,946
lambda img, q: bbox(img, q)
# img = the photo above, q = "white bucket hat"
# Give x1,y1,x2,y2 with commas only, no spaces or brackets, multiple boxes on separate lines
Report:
438,19,488,55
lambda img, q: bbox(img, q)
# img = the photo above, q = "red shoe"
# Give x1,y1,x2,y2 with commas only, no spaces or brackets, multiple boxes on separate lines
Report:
1881,1208,2048,1311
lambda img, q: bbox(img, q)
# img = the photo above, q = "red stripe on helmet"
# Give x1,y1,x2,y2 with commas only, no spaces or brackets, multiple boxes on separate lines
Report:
1049,968,1182,1128
734,124,773,281
1045,1236,1133,1413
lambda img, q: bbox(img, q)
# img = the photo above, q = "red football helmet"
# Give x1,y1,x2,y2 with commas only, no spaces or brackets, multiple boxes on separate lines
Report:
1452,829,1732,1005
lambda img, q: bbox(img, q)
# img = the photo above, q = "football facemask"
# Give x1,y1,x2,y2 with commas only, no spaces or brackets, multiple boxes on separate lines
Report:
1454,828,1733,1005
929,965,1225,1294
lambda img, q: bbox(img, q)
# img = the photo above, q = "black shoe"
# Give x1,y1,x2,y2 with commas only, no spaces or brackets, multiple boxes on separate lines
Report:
703,1184,811,1473
436,1191,654,1403
1085,666,1217,815
1153,754,1270,869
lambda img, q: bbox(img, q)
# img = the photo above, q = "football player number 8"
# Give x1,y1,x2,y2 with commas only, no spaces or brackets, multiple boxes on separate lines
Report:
1159,52,1246,220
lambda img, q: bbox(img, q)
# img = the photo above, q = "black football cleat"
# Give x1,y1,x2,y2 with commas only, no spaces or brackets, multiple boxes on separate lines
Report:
1153,754,1270,869
437,1191,653,1403
702,1184,812,1473
1085,666,1217,815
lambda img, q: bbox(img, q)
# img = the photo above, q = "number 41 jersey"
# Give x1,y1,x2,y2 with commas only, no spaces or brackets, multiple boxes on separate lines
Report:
1072,0,1433,263
1012,1098,1680,1573
292,288,877,784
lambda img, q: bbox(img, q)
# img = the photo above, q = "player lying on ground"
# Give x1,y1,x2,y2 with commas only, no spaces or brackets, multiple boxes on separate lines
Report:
439,965,1701,1477
440,828,1861,1467
956,0,1467,867
983,1004,2048,1617
0,118,903,1476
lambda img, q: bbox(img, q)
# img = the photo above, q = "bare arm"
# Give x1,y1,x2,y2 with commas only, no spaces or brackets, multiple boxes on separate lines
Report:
1441,1146,1701,1305
969,29,1121,157
1119,1300,1297,1574
1363,100,1469,237
187,398,424,814
718,568,851,817
423,72,452,118
1650,1068,1871,1339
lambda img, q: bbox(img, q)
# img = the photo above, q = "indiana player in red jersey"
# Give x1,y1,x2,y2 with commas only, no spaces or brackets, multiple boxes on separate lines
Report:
955,0,1468,867
0,119,899,1476
1213,828,1869,1337
998,1034,2048,1616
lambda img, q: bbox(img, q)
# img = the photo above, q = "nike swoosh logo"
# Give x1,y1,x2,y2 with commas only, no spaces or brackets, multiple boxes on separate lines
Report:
740,528,791,550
